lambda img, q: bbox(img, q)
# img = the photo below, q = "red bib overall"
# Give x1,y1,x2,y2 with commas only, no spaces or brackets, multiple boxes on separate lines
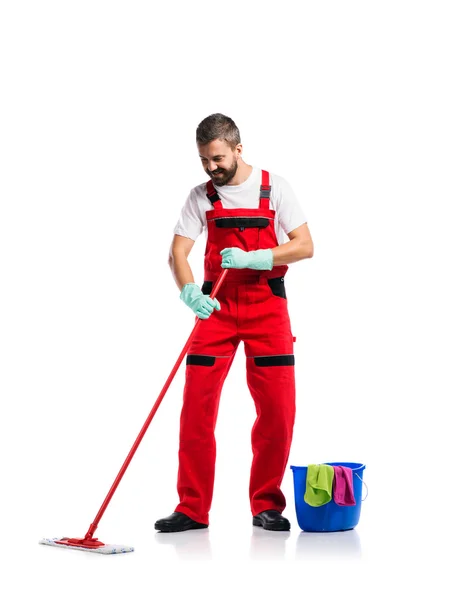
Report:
175,170,296,524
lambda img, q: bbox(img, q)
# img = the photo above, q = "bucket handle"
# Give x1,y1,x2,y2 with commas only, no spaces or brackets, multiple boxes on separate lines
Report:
354,472,368,501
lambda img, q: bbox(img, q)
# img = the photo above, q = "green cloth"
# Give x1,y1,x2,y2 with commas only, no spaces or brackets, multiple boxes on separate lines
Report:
304,464,335,507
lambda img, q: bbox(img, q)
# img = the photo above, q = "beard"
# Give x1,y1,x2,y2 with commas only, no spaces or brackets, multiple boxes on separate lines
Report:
207,158,238,186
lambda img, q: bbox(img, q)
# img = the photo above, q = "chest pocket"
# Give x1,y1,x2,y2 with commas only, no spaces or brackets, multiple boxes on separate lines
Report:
214,217,270,232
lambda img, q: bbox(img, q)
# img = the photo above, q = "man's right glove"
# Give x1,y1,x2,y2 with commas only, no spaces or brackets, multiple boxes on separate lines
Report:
180,283,221,319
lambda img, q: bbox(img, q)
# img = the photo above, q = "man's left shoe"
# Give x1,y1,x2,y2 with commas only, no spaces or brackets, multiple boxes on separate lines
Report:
253,510,291,531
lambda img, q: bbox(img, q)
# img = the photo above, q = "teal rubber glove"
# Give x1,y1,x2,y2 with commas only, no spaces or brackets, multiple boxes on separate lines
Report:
180,283,221,319
220,247,274,270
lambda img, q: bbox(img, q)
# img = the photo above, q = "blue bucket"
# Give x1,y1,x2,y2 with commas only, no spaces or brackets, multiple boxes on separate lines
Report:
290,462,366,532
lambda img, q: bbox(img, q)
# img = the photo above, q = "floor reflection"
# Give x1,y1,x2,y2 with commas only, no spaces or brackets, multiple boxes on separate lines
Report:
154,529,213,559
152,525,362,562
249,527,291,560
295,529,362,560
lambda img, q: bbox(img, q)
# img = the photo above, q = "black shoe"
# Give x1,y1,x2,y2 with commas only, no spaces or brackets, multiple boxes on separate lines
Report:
154,511,208,533
253,510,291,531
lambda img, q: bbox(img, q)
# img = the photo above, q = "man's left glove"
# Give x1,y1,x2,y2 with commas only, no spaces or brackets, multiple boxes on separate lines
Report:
220,247,274,270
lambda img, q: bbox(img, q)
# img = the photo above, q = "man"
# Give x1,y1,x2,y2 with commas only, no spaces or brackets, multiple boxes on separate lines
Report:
155,113,314,533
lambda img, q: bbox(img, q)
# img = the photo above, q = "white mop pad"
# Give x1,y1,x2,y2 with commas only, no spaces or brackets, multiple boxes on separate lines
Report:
39,537,134,554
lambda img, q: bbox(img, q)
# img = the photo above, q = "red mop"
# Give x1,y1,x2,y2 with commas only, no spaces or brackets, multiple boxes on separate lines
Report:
40,269,228,554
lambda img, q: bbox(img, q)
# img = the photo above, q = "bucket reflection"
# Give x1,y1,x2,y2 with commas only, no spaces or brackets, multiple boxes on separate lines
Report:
296,529,362,560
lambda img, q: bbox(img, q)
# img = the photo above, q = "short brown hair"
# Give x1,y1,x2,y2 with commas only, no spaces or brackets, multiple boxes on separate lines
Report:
196,113,241,150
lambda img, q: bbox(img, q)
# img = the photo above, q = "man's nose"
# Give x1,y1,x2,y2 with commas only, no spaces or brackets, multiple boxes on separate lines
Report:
208,161,218,172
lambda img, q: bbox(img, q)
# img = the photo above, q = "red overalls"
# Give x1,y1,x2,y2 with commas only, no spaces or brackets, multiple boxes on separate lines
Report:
175,170,296,524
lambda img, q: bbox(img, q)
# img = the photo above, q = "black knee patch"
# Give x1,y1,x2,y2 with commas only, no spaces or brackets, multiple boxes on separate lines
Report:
186,355,216,366
253,355,295,367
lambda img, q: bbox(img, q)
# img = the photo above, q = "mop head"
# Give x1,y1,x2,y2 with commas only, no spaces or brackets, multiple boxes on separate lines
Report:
39,537,134,554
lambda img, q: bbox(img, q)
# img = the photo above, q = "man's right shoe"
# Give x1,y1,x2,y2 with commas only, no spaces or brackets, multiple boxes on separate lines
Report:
154,511,208,533
253,509,291,531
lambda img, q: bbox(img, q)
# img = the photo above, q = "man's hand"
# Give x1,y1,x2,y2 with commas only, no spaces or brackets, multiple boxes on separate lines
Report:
220,247,274,270
180,283,221,319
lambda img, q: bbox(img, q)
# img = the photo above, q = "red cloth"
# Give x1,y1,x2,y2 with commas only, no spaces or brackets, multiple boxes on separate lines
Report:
175,170,296,524
332,466,356,506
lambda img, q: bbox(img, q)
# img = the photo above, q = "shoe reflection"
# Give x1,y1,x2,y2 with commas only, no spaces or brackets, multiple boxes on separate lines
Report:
249,527,291,560
154,529,213,559
295,529,362,560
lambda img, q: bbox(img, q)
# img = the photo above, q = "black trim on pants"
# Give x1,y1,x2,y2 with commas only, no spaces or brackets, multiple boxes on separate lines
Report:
267,277,287,299
186,355,216,366
202,278,286,299
201,281,213,296
253,355,295,367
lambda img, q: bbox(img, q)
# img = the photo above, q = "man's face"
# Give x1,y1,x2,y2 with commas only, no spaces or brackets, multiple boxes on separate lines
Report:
198,139,239,186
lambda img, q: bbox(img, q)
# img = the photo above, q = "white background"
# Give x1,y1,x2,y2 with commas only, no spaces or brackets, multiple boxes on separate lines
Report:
1,1,453,598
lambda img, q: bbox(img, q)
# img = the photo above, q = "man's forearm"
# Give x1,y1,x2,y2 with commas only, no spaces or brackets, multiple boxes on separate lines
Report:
168,251,196,292
271,237,314,266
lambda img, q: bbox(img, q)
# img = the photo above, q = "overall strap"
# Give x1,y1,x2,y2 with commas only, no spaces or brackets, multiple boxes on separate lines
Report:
206,180,222,207
260,170,271,210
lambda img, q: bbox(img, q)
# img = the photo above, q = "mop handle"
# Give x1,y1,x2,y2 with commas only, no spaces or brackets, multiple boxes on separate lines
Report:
84,268,229,540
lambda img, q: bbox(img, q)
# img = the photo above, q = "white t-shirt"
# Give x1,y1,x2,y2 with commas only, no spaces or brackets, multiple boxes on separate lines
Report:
173,165,307,245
